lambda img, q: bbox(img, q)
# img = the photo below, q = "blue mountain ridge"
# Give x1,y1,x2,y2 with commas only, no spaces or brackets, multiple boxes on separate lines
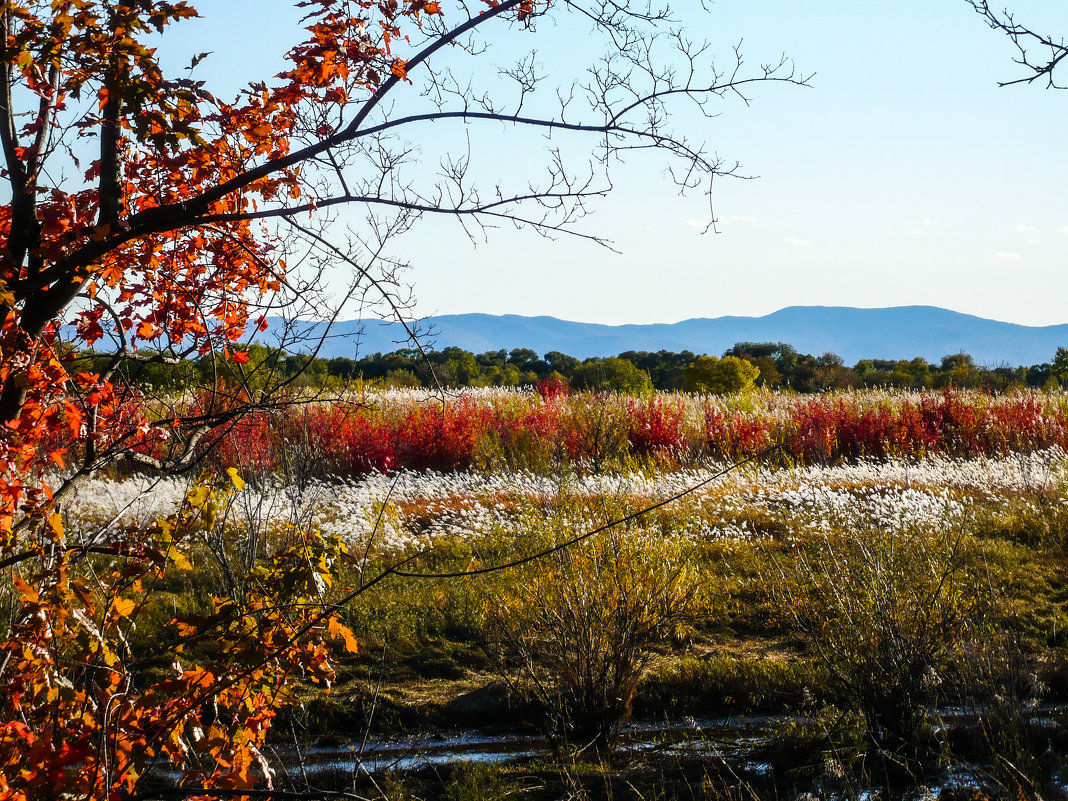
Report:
252,306,1068,366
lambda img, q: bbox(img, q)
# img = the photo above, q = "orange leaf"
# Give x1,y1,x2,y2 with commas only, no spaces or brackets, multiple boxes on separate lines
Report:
111,597,137,619
328,617,359,654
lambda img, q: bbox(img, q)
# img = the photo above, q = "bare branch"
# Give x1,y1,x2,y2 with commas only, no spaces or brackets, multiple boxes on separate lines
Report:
967,1,1068,89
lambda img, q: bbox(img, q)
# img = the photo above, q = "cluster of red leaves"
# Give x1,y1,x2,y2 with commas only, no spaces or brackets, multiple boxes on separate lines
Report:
626,396,687,457
210,412,279,475
0,0,460,501
207,398,495,478
391,400,492,471
535,374,570,401
702,407,775,463
0,0,547,522
200,389,1068,479
782,390,1068,465
1,2,498,799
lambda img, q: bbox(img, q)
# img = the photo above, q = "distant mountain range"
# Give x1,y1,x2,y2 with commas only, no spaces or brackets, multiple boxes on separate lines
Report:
253,306,1068,366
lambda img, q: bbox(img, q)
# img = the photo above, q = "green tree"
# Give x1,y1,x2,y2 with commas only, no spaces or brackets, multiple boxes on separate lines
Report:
384,368,421,387
616,349,694,389
508,347,541,370
448,349,482,385
813,352,855,391
545,350,580,378
571,357,653,394
935,353,980,389
327,356,357,380
1050,347,1068,385
746,355,782,388
726,342,799,388
1026,362,1052,387
685,355,760,394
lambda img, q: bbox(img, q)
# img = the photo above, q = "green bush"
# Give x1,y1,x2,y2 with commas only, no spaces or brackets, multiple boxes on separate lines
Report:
478,523,697,748
770,523,994,753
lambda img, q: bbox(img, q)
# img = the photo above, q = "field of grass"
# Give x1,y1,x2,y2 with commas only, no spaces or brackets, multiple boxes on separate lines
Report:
57,387,1068,799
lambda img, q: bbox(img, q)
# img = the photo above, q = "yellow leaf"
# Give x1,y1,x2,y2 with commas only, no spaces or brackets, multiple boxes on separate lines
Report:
169,550,192,571
186,485,210,508
226,467,246,491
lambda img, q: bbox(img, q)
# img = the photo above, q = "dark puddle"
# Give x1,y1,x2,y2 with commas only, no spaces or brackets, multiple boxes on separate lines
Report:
268,714,797,776
141,710,1067,799
260,709,1068,799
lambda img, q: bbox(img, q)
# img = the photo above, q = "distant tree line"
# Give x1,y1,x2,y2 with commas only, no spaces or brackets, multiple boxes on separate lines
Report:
80,342,1068,395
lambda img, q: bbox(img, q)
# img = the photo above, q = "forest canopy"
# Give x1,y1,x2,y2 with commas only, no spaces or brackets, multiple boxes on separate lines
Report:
85,341,1064,394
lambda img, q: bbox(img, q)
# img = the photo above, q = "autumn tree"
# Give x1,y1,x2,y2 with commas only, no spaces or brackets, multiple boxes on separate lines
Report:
0,1,805,798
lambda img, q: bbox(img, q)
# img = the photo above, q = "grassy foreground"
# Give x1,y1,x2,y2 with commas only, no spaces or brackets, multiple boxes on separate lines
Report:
48,389,1068,798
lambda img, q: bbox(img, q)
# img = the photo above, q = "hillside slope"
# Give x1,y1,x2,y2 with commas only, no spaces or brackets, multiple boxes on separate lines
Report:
252,306,1068,364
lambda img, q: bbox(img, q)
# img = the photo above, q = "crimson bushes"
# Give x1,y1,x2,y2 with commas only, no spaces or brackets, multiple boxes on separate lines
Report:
202,389,1068,479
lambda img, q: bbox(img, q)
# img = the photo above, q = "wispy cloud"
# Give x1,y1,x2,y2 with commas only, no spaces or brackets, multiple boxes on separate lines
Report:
784,238,812,248
1060,225,1068,234
912,218,936,235
1015,223,1038,232
996,251,1022,260
730,215,762,223
686,219,713,230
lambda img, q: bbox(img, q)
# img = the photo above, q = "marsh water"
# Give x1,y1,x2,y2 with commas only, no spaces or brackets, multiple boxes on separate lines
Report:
250,708,1068,800
272,715,782,775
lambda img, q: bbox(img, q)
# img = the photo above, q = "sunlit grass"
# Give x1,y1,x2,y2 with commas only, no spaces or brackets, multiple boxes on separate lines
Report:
52,391,1068,793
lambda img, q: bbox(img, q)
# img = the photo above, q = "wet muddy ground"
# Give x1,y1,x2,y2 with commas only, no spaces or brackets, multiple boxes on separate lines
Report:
242,709,1068,800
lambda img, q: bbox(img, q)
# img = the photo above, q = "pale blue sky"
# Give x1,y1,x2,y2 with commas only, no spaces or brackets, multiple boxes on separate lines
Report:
163,2,1067,326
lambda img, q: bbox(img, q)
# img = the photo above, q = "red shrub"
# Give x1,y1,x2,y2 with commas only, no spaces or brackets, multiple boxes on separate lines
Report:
212,412,276,476
536,375,570,400
926,389,989,458
703,407,774,462
628,396,687,458
392,399,490,471
788,399,841,464
100,388,1068,478
887,400,940,459
300,406,397,475
987,394,1068,454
